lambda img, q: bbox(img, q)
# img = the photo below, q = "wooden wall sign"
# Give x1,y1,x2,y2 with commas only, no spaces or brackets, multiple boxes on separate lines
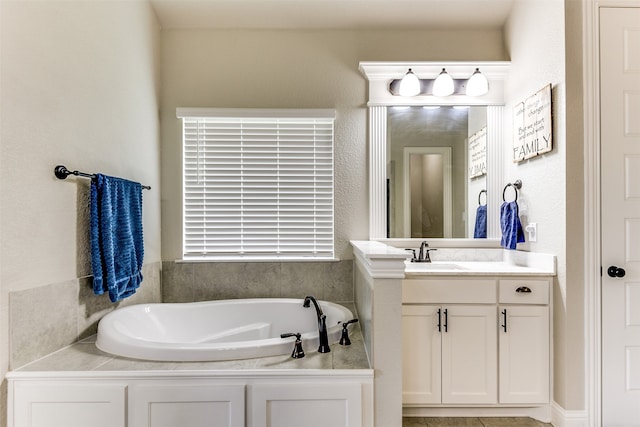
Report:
513,84,552,162
468,126,487,178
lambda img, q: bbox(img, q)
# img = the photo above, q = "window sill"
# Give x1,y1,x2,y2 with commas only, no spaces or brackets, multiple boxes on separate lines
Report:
176,257,340,263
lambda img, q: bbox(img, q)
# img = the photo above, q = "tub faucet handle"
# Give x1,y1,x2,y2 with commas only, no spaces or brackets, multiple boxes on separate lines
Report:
339,319,359,346
281,332,305,358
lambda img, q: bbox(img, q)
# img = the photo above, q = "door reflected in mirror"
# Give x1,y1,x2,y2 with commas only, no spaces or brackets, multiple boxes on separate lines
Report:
387,106,487,238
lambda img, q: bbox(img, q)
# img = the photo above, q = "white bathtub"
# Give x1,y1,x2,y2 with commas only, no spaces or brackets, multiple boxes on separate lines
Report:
96,298,354,362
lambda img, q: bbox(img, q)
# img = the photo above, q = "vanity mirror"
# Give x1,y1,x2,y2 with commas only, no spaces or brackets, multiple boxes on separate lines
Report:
359,61,510,241
387,105,487,238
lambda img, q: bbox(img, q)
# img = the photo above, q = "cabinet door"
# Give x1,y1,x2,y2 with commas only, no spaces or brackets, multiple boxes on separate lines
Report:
441,305,497,404
499,305,550,404
249,383,362,427
11,382,126,427
402,305,442,405
130,383,245,427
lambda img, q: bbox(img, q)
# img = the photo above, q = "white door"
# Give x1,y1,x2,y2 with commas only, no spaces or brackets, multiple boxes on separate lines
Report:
601,7,640,426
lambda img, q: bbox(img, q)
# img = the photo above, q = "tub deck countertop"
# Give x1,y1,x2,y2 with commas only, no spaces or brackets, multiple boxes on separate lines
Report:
11,313,370,377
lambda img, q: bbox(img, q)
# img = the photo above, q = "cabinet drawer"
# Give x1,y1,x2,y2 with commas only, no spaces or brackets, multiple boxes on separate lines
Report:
499,279,549,304
403,279,497,304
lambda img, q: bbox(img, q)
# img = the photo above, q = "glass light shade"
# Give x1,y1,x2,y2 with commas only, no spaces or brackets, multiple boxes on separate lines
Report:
398,69,421,97
466,68,489,96
433,68,454,97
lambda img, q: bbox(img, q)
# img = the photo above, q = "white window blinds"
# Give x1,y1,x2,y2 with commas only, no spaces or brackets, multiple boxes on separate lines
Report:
178,108,335,260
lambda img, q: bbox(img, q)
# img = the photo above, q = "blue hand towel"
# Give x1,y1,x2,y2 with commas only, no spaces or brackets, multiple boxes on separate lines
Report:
90,174,144,302
500,201,525,250
474,204,487,239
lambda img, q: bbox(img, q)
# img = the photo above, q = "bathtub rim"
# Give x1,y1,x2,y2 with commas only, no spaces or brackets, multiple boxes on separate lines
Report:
96,298,355,362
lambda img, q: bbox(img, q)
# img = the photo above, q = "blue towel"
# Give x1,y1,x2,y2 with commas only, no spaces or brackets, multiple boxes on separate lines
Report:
90,174,144,302
474,204,487,238
500,201,525,250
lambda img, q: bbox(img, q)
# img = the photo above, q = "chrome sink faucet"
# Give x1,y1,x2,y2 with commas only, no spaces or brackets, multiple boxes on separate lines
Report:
406,241,437,263
303,296,331,353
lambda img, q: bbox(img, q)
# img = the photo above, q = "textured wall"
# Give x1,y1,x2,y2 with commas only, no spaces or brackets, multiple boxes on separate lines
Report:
504,0,585,411
160,28,508,262
0,2,162,421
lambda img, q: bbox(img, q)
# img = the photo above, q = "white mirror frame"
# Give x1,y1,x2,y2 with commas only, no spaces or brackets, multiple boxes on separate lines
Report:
359,61,510,240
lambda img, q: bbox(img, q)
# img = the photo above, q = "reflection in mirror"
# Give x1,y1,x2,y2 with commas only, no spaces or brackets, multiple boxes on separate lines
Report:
387,106,487,238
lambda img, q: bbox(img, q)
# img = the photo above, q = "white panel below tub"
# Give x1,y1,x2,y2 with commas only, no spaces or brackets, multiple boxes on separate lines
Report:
12,382,126,427
249,383,362,427
130,384,245,427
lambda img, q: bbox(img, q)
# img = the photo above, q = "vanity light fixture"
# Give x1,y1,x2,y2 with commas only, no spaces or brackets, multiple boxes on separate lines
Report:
388,66,491,97
432,68,455,97
398,68,421,97
465,68,489,96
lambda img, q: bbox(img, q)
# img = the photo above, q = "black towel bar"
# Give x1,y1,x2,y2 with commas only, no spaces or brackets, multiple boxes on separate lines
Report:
54,165,151,190
502,180,522,202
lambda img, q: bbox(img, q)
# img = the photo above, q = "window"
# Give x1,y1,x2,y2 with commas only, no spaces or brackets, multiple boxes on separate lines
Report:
178,108,335,260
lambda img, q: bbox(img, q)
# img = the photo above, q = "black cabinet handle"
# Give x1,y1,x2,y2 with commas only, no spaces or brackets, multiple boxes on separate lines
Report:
437,308,442,332
501,309,507,333
607,266,626,278
443,308,448,333
516,286,532,293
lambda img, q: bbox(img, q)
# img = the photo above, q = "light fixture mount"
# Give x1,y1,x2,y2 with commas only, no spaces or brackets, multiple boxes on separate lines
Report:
397,68,421,97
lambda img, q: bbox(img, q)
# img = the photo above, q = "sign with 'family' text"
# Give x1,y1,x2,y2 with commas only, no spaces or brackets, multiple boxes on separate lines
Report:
468,126,487,178
513,84,552,162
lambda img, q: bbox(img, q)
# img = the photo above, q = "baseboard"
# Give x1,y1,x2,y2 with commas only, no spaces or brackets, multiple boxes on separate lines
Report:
403,405,551,423
551,401,588,427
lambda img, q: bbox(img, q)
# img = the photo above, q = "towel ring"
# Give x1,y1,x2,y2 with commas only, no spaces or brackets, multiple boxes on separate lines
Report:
502,180,522,202
478,189,487,206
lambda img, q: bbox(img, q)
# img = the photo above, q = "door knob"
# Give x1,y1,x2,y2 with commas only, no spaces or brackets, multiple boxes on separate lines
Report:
607,266,626,278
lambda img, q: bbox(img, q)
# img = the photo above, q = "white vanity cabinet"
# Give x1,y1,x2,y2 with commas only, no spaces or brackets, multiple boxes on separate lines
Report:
402,304,498,405
402,276,550,409
498,279,550,404
8,373,373,427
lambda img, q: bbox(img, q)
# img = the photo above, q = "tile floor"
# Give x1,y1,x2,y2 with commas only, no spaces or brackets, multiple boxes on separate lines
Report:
403,417,553,427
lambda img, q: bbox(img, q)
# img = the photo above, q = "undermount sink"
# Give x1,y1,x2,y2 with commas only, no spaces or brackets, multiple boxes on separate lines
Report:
404,261,468,271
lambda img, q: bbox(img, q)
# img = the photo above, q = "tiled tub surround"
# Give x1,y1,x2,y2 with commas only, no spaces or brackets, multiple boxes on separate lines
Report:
8,262,162,370
9,260,352,371
162,260,354,303
7,309,373,427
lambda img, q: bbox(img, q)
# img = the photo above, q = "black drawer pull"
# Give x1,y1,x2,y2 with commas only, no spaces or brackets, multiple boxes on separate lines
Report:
516,286,532,293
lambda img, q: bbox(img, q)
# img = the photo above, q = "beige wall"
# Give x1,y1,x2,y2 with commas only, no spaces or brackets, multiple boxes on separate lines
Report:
160,29,507,261
0,1,162,423
0,0,586,422
504,0,584,411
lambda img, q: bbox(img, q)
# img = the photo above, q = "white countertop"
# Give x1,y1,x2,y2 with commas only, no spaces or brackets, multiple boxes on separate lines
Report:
403,260,555,276
351,240,556,277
